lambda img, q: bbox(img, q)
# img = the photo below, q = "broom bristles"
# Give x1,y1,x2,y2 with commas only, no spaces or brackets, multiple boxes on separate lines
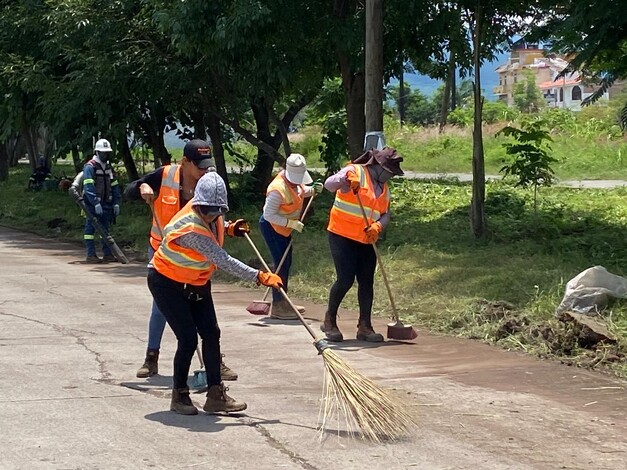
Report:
318,347,417,442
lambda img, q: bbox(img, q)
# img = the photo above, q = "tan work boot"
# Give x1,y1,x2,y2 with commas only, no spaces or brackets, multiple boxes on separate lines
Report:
136,349,159,378
356,323,384,342
220,354,238,381
203,383,247,413
320,312,343,342
270,299,302,320
170,387,198,415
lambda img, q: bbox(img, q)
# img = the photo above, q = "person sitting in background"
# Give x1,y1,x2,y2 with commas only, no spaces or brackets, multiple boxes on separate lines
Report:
148,171,283,415
28,156,52,191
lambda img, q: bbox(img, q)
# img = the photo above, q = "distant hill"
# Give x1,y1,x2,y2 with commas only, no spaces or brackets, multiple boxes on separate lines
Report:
394,52,509,101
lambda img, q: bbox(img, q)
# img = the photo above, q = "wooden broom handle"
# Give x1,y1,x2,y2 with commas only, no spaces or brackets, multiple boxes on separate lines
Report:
355,192,400,322
244,232,318,340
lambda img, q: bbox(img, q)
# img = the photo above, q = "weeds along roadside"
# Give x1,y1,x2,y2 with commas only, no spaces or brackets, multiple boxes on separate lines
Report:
1,165,626,378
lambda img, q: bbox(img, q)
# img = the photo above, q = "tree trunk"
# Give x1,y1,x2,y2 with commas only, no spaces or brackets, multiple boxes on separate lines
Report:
249,100,278,194
470,7,486,238
0,143,9,182
365,0,383,135
399,68,406,126
206,113,230,195
120,135,139,182
71,145,82,173
339,57,366,159
439,55,455,133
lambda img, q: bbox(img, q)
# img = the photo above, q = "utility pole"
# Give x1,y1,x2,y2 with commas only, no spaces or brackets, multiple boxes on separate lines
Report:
364,0,385,151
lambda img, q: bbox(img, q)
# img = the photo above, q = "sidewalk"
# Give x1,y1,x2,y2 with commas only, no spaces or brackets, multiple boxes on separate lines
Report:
0,227,625,469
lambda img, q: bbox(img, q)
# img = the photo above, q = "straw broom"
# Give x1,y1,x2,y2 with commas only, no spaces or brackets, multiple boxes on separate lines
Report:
244,233,417,441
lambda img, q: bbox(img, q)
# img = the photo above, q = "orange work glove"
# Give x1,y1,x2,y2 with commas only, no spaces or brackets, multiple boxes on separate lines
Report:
364,221,382,243
257,271,283,289
225,219,250,237
346,170,360,194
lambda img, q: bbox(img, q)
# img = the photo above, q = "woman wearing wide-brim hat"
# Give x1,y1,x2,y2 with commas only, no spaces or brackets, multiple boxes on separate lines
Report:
321,147,404,342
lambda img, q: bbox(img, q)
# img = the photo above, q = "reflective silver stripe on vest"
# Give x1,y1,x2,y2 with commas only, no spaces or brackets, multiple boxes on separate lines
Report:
150,166,179,241
159,213,211,271
332,198,381,220
162,165,178,189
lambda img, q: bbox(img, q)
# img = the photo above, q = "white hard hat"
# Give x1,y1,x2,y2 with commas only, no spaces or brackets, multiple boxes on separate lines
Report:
94,139,113,152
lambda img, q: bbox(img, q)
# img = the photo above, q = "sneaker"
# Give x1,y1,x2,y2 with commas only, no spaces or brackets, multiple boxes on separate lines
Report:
85,255,103,264
356,323,384,342
136,349,159,378
203,383,247,413
170,388,198,415
102,254,118,263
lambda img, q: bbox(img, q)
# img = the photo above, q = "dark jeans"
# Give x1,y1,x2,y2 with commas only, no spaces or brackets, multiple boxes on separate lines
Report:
327,232,377,327
259,216,292,303
84,209,113,257
147,268,221,390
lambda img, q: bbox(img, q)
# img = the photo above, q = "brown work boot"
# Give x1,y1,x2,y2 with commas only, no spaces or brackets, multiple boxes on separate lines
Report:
85,255,102,264
356,323,384,342
170,387,198,415
203,383,247,413
136,349,159,378
220,354,238,381
270,299,302,320
320,312,343,342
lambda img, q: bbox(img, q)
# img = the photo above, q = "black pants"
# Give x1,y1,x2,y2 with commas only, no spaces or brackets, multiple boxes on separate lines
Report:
147,268,221,390
327,232,377,327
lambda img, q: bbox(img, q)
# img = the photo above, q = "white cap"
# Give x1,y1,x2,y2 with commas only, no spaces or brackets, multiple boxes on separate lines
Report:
284,153,312,185
94,139,113,152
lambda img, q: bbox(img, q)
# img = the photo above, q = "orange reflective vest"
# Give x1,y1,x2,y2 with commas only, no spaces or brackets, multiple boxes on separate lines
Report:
151,201,225,286
327,164,390,244
150,165,182,251
266,171,305,237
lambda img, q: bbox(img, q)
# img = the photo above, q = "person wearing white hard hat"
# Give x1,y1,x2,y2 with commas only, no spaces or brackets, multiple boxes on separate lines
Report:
81,138,121,263
258,153,323,319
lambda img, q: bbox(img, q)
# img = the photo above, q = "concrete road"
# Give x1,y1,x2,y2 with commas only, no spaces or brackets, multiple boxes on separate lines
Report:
0,227,625,470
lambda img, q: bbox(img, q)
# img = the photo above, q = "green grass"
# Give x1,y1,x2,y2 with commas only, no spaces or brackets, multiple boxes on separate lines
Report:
3,155,627,379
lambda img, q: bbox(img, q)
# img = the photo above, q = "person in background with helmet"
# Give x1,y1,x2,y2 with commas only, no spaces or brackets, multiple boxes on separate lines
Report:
123,139,240,382
259,153,323,320
82,138,121,263
321,147,404,343
148,171,283,415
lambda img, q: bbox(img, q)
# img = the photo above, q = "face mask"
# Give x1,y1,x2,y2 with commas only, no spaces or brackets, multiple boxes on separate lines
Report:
373,165,394,183
96,151,110,163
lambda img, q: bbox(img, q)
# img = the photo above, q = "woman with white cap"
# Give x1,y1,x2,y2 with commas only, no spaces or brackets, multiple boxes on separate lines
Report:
148,172,283,415
259,153,322,319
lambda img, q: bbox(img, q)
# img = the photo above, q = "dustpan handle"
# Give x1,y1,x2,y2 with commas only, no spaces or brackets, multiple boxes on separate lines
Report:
355,192,400,322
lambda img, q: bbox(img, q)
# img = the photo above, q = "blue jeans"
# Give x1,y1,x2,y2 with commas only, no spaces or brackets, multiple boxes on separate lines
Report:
84,210,113,257
146,246,167,350
259,216,292,303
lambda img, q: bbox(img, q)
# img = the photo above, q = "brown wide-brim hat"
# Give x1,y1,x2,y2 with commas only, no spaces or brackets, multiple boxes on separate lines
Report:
352,147,404,176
